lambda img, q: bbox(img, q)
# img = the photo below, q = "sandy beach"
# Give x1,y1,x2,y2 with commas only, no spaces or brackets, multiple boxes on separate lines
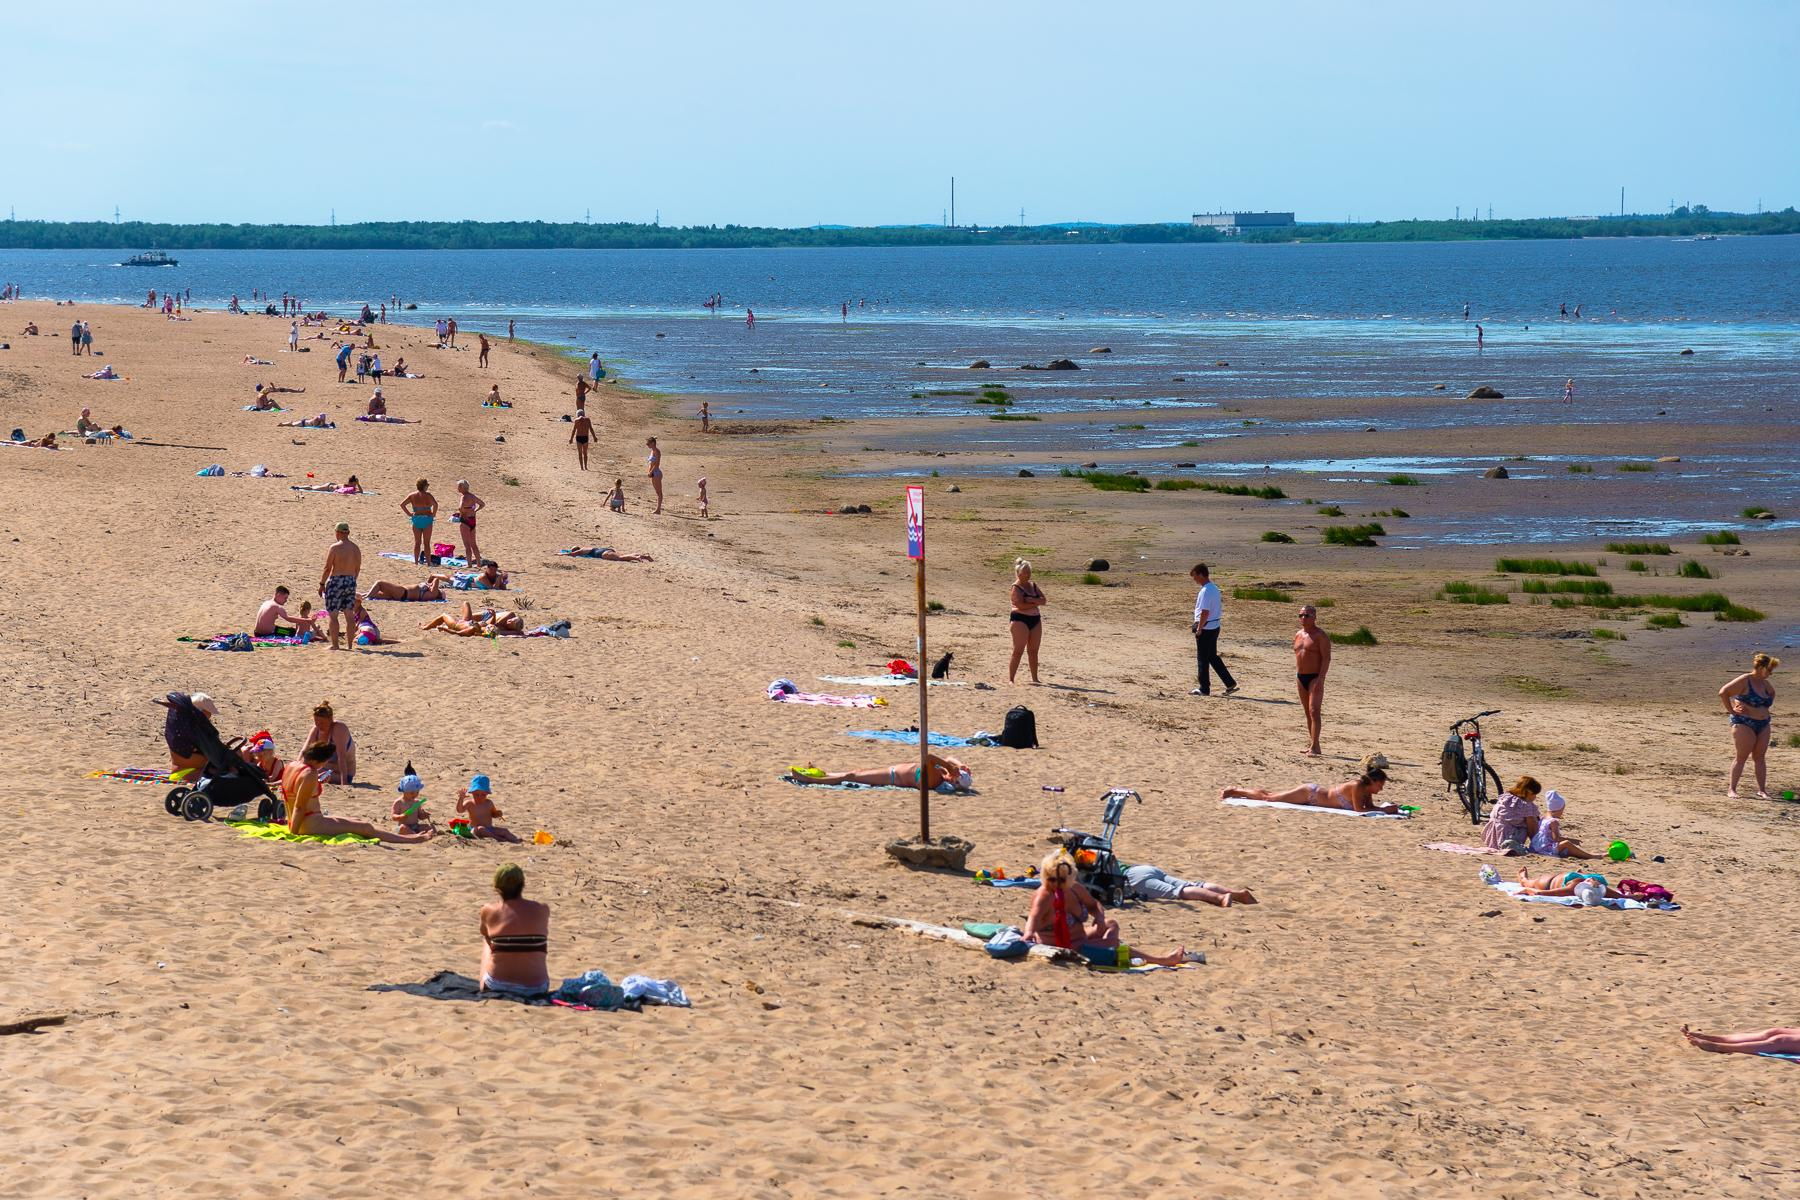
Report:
3,299,1797,1198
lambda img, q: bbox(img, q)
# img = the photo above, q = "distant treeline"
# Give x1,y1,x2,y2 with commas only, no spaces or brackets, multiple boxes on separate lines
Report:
0,210,1794,250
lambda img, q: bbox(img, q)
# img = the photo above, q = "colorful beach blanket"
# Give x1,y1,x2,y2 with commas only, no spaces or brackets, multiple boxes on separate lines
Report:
844,729,993,748
1487,880,1678,912
1223,797,1410,820
224,819,378,846
766,679,885,707
87,766,183,785
381,551,477,569
179,634,311,648
780,775,971,795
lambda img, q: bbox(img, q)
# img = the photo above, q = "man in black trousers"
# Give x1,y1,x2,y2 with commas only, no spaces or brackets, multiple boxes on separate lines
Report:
1189,563,1238,697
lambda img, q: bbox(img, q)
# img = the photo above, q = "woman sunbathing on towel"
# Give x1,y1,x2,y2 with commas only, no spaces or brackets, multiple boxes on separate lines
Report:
364,578,446,601
282,744,431,844
563,545,655,562
1513,868,1622,899
1219,753,1400,814
290,475,361,494
255,382,307,397
788,753,973,792
1025,848,1192,967
278,413,335,429
1682,1025,1800,1056
422,600,525,636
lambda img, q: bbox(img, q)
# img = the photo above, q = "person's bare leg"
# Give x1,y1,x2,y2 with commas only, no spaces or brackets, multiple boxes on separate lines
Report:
1752,727,1771,798
1184,883,1256,906
1220,784,1318,806
1026,623,1043,684
1131,945,1189,968
476,825,523,844
301,814,433,844
1007,620,1027,683
1307,679,1325,756
328,611,344,650
1683,1026,1800,1054
1728,724,1754,797
652,476,664,514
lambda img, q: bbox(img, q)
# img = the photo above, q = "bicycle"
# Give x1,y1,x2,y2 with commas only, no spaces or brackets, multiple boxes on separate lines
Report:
1444,709,1504,825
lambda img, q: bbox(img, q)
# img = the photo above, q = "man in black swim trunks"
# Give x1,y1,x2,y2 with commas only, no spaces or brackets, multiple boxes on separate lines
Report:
1293,605,1332,757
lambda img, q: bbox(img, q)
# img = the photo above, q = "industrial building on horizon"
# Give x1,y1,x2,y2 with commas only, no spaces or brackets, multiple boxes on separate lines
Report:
1191,211,1296,234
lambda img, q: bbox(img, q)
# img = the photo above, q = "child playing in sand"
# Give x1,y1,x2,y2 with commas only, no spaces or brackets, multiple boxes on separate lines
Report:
606,478,626,513
457,775,521,842
392,773,432,832
1528,790,1601,859
697,474,709,518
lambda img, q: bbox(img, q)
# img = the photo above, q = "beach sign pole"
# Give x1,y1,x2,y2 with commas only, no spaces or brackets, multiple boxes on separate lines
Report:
906,485,929,842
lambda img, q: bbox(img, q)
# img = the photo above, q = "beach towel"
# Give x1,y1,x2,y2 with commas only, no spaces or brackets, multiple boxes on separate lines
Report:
818,675,965,688
780,775,972,795
355,415,415,424
1761,1053,1800,1062
766,679,887,708
87,766,180,785
844,729,994,748
1487,880,1679,911
381,550,477,569
1223,797,1410,820
1425,842,1509,856
179,634,311,647
224,819,379,846
368,970,682,1013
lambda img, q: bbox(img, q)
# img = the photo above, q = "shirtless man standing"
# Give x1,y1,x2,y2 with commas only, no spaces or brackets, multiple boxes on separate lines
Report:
318,522,363,651
401,478,437,564
569,408,594,471
454,480,484,565
1294,605,1332,756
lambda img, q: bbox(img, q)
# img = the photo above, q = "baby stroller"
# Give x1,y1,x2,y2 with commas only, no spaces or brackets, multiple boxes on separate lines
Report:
1053,788,1141,908
159,693,283,824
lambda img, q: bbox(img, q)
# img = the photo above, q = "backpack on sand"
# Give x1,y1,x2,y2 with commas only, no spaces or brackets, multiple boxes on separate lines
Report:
998,706,1038,749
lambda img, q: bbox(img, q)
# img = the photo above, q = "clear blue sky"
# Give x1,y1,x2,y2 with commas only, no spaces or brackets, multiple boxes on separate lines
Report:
7,0,1796,227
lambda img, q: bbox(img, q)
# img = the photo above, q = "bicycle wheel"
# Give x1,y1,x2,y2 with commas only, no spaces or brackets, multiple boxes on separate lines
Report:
1463,763,1489,825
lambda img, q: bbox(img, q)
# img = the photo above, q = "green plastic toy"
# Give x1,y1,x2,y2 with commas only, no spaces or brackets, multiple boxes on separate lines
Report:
1606,840,1631,862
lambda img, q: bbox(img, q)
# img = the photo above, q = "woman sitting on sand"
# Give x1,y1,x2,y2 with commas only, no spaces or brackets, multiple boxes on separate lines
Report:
562,545,655,562
1682,1025,1800,1056
480,863,551,994
1220,753,1400,814
281,744,431,844
788,753,974,792
1720,652,1777,799
366,388,387,416
1482,776,1544,853
364,578,446,602
301,700,356,784
1025,849,1194,967
421,600,525,636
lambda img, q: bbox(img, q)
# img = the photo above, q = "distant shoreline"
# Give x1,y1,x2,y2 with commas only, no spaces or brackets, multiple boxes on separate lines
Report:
1,211,1794,251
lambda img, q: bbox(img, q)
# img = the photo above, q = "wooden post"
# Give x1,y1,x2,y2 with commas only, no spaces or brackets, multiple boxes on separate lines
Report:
916,550,930,843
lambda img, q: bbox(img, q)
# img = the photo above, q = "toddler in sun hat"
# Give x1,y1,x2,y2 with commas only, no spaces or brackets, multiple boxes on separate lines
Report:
392,772,432,833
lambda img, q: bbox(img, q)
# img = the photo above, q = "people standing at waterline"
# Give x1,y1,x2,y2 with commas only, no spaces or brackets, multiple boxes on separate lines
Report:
1721,653,1777,799
1189,564,1237,697
1007,558,1045,685
646,437,664,514
1294,605,1331,756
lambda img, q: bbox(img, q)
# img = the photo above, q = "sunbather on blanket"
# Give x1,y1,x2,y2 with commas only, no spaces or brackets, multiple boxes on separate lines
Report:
1220,753,1399,814
436,562,509,589
787,753,973,792
279,413,335,429
1026,849,1191,967
1513,868,1622,899
1682,1025,1800,1056
255,382,306,397
1123,864,1256,908
291,476,362,494
562,545,654,562
364,578,446,602
422,600,525,636
282,744,430,844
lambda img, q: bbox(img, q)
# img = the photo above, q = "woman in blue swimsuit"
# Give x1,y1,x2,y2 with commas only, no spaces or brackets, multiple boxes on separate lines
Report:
1719,652,1777,799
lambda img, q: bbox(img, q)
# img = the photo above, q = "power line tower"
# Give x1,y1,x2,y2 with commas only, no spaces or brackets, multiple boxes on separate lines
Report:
113,205,121,224
330,208,336,226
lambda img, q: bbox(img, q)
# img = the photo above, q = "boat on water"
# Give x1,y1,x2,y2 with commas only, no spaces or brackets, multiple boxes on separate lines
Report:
123,249,178,267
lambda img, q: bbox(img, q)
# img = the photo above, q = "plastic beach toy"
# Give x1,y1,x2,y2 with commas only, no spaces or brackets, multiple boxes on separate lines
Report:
532,830,554,845
1606,840,1632,862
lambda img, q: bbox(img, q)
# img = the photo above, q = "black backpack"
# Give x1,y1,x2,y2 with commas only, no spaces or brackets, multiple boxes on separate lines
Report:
1440,734,1468,785
998,705,1038,749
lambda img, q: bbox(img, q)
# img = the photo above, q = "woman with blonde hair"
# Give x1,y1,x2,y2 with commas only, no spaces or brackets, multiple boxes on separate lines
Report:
1007,557,1047,685
1720,653,1777,799
1024,848,1193,967
1219,752,1401,814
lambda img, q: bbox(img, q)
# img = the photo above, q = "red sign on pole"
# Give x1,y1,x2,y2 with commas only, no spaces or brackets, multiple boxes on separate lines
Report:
905,485,924,559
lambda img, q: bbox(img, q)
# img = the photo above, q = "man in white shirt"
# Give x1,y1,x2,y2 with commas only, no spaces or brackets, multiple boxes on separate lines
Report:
1189,563,1237,697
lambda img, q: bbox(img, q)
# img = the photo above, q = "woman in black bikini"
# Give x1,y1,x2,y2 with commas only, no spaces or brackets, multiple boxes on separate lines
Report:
1008,557,1046,684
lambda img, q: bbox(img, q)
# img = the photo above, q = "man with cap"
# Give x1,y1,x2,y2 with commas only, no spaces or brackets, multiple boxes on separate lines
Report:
318,522,363,650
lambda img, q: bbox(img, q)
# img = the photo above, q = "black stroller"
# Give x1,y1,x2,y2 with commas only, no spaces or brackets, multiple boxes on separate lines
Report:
1053,788,1141,908
157,693,284,824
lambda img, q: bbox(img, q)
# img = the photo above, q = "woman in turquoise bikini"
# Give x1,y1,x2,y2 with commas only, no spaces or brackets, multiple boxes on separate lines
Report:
401,479,437,564
1720,653,1777,799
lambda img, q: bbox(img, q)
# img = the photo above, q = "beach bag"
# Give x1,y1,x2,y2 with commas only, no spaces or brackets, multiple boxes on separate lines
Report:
998,705,1038,749
1618,879,1674,903
1440,735,1468,785
984,927,1030,960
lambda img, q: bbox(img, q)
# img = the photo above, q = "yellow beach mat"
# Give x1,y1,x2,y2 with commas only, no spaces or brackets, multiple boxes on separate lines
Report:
225,819,379,846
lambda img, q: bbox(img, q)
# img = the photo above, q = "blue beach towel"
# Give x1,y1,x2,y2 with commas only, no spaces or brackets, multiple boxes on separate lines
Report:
843,729,993,748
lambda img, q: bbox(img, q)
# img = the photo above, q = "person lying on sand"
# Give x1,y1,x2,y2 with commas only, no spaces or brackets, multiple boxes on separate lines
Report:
1026,849,1194,967
302,700,356,784
421,600,525,636
290,476,361,494
27,431,58,448
788,753,973,792
392,774,433,832
278,413,335,429
1220,753,1399,813
86,365,119,380
282,744,431,844
457,775,521,842
364,578,446,602
1122,863,1256,908
256,382,306,397
562,545,655,562
242,355,272,365
1682,1025,1800,1056
481,863,550,993
1514,868,1621,899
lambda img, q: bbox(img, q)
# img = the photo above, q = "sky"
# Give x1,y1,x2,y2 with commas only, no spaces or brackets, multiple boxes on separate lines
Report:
5,1,1797,228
